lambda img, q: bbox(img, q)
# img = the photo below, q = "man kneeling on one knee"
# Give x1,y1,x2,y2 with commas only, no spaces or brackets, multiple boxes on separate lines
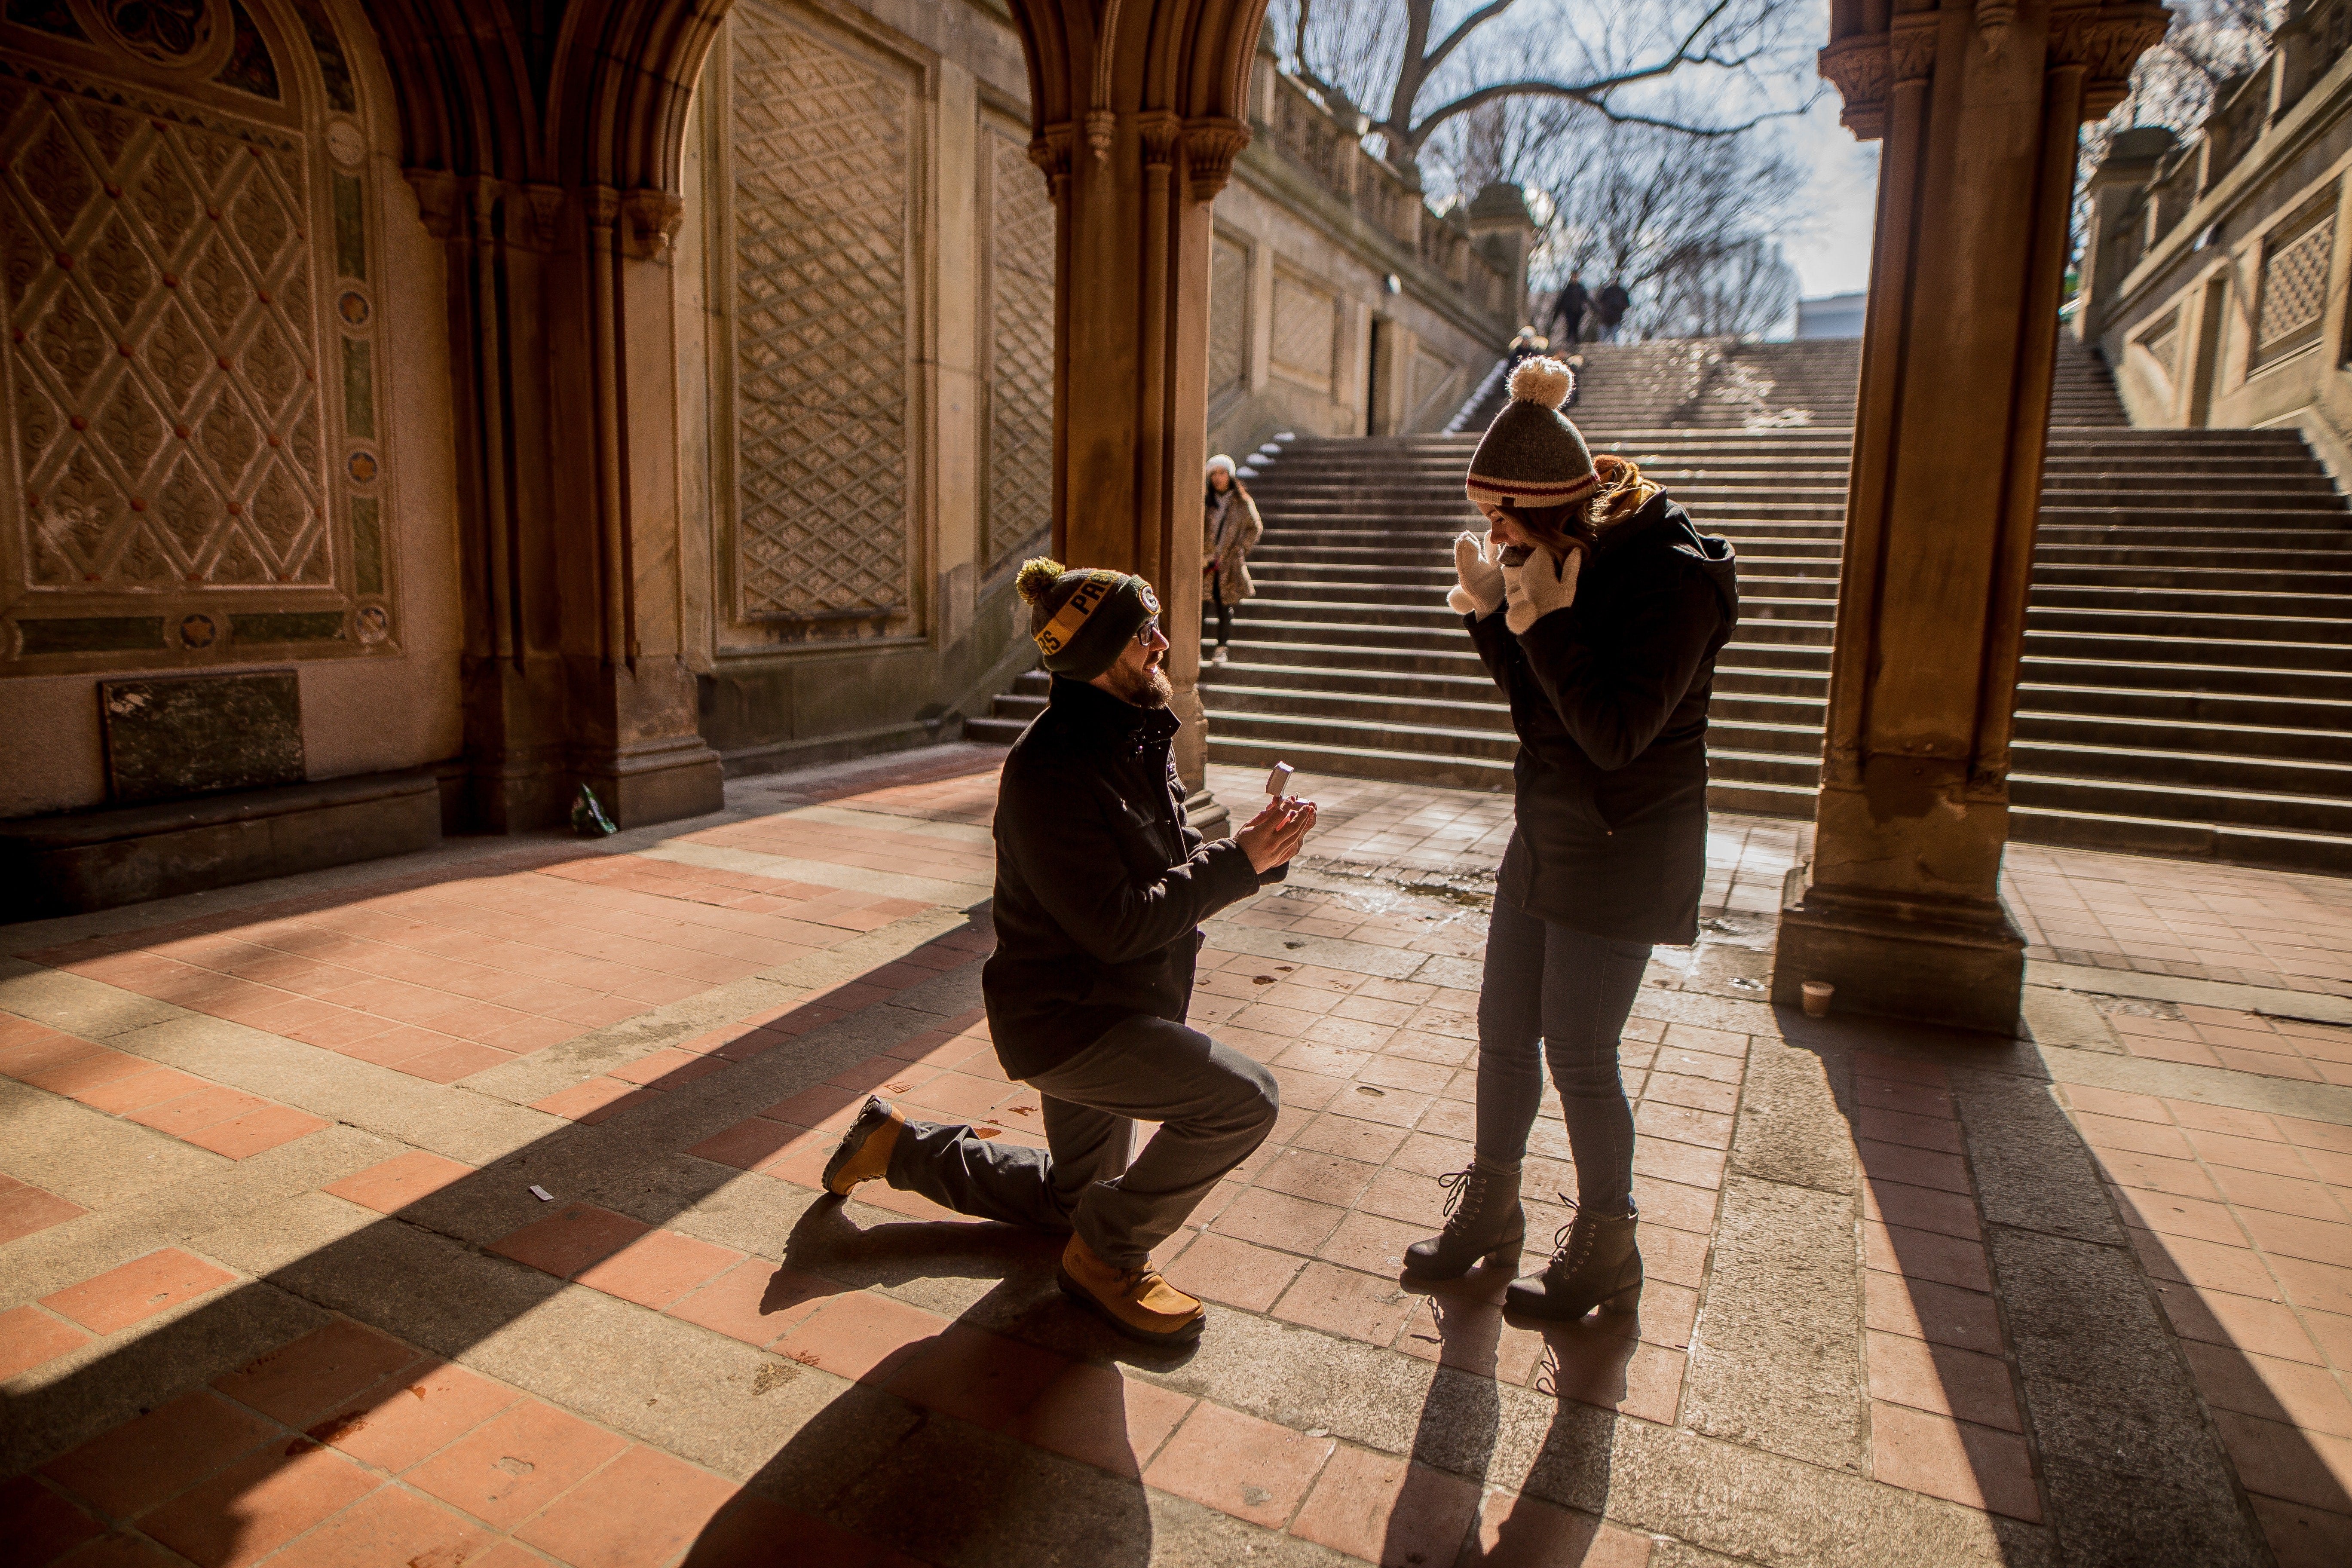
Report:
822,557,1315,1344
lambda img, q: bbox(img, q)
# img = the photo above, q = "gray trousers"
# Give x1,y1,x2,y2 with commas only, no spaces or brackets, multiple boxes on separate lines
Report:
884,1014,1279,1269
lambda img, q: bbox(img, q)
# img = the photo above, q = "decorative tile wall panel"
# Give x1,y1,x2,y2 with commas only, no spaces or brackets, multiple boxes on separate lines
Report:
1271,270,1336,391
729,3,912,626
2137,309,2180,382
1209,232,1247,402
2256,207,2335,363
987,131,1051,569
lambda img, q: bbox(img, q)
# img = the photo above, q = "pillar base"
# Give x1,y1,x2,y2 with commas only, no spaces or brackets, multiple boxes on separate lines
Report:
1773,875,2026,1037
579,735,726,829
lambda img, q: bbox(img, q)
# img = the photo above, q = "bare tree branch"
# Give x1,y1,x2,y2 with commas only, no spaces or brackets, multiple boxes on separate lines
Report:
1423,0,1525,81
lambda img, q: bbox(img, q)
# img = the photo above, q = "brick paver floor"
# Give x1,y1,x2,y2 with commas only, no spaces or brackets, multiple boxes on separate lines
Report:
3,744,2348,1566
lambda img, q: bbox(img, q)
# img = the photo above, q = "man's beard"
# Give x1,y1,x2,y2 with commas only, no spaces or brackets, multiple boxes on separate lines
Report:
1104,656,1174,709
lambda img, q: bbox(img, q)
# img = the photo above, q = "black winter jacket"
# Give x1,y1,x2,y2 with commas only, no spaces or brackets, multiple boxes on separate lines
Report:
983,676,1275,1079
1465,493,1738,945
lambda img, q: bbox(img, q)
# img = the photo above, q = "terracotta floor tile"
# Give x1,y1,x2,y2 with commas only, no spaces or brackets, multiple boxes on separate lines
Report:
1208,1187,1346,1255
40,1390,278,1517
527,1077,649,1123
609,1047,731,1088
2241,1208,2352,1269
487,1202,652,1280
1164,1230,1305,1312
69,1066,210,1115
2213,1410,2352,1513
2252,1494,2352,1568
1864,1222,1992,1293
0,1302,89,1379
181,1105,331,1160
261,1481,492,1568
1870,1401,2042,1522
0,1476,104,1565
1316,1208,1432,1277
320,1150,475,1214
212,1320,423,1427
2180,1340,2352,1439
1853,1269,2004,1354
41,1248,239,1335
138,1441,379,1568
1273,1261,1415,1344
0,1029,105,1078
882,1322,1069,1432
1289,1444,1481,1566
1141,1400,1335,1529
0,1175,87,1245
755,1083,859,1127
1629,1176,1721,1236
682,1491,921,1568
1632,1100,1733,1151
683,1116,811,1172
573,1229,747,1309
1862,1178,1982,1242
1856,1138,1972,1195
22,1049,157,1098
404,1399,631,1529
1393,1292,1547,1387
1467,1491,1653,1567
512,1444,738,1568
1254,1148,1380,1209
664,1259,840,1347
1009,1361,1196,1479
124,1086,273,1138
398,1043,511,1084
771,1290,946,1385
309,1359,522,1473
2162,1283,2326,1365
1865,1330,2021,1431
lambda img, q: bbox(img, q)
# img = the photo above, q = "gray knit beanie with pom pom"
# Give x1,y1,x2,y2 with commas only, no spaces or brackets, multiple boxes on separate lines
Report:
1464,357,1597,510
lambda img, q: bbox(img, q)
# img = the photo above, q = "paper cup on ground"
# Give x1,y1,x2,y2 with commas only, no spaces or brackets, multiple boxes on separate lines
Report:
1801,980,1834,1018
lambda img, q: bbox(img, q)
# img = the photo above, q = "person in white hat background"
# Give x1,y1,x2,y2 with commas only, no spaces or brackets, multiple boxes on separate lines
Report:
1202,454,1262,668
1403,355,1739,1326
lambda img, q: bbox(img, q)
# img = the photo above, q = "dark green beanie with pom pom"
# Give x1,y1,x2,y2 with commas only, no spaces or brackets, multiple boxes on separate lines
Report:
1016,557,1160,681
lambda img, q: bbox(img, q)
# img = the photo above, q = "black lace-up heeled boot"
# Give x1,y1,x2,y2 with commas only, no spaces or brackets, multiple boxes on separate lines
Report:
1504,1198,1641,1321
1402,1165,1526,1281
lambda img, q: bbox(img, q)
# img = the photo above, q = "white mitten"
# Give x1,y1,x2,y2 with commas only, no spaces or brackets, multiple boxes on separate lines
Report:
1505,544,1581,633
1449,531,1505,617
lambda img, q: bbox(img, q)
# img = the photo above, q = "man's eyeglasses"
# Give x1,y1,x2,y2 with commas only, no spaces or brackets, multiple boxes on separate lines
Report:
1133,617,1162,646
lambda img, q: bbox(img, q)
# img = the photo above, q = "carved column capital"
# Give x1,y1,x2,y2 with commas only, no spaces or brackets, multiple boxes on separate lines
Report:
582,185,622,231
1083,107,1117,162
1028,122,1076,200
1819,34,1892,139
520,184,565,251
619,189,685,261
1181,116,1250,202
406,168,463,239
2051,2,2172,118
1137,110,1184,172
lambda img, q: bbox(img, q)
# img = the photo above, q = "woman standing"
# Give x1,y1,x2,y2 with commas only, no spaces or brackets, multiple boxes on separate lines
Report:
1405,356,1738,1321
1203,454,1262,668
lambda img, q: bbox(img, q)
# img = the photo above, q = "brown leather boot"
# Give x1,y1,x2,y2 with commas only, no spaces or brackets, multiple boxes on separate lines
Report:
821,1097,905,1196
1403,1164,1525,1281
1505,1199,1642,1322
1056,1234,1206,1345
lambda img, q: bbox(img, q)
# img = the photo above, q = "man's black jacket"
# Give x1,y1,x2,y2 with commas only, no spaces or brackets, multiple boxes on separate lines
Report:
983,676,1274,1079
1466,493,1737,946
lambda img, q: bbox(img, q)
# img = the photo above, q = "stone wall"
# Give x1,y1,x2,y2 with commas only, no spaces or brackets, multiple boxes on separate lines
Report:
1204,52,1523,459
675,2,1522,778
2080,0,2352,471
0,0,461,820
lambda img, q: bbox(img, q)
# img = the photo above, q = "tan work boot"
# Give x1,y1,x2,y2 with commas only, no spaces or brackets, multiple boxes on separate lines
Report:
821,1097,905,1196
1056,1233,1206,1345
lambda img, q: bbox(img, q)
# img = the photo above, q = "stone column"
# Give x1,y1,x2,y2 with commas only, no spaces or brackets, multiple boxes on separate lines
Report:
374,3,727,833
1775,0,2168,1033
1007,1,1265,812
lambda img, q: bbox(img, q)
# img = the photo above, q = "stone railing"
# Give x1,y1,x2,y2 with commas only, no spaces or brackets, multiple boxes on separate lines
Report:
1254,67,1514,318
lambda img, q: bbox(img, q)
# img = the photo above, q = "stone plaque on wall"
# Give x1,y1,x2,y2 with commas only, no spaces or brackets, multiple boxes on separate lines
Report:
101,668,302,803
1271,270,1337,392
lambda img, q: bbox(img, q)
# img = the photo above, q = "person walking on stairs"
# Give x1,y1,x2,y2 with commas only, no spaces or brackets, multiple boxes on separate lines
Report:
1203,454,1262,668
822,557,1317,1345
1547,272,1589,344
1593,278,1630,342
1409,355,1738,1323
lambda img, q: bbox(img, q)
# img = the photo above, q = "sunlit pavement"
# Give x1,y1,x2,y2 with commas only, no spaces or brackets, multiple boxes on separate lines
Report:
3,744,2347,1567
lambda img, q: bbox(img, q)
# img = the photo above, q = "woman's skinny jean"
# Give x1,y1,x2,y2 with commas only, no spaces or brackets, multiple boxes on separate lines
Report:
1474,891,1653,1214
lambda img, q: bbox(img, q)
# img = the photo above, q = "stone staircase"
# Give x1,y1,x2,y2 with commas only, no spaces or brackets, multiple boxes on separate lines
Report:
969,340,2352,871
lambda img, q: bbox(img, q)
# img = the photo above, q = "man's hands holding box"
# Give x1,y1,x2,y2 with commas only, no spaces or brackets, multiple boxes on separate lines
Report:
1236,796,1317,874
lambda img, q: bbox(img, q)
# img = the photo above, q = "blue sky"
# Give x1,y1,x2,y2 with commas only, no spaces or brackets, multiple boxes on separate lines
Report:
1782,87,1882,300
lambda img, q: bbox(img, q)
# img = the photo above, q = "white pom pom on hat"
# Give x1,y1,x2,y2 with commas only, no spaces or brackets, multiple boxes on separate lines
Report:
1507,355,1574,410
1465,355,1596,510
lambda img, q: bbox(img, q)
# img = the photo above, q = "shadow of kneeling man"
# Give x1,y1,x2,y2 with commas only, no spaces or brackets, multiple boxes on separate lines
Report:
683,1193,1197,1566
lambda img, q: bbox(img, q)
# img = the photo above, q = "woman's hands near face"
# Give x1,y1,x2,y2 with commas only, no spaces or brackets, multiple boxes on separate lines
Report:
1236,796,1317,873
1504,543,1580,633
1449,530,1505,617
